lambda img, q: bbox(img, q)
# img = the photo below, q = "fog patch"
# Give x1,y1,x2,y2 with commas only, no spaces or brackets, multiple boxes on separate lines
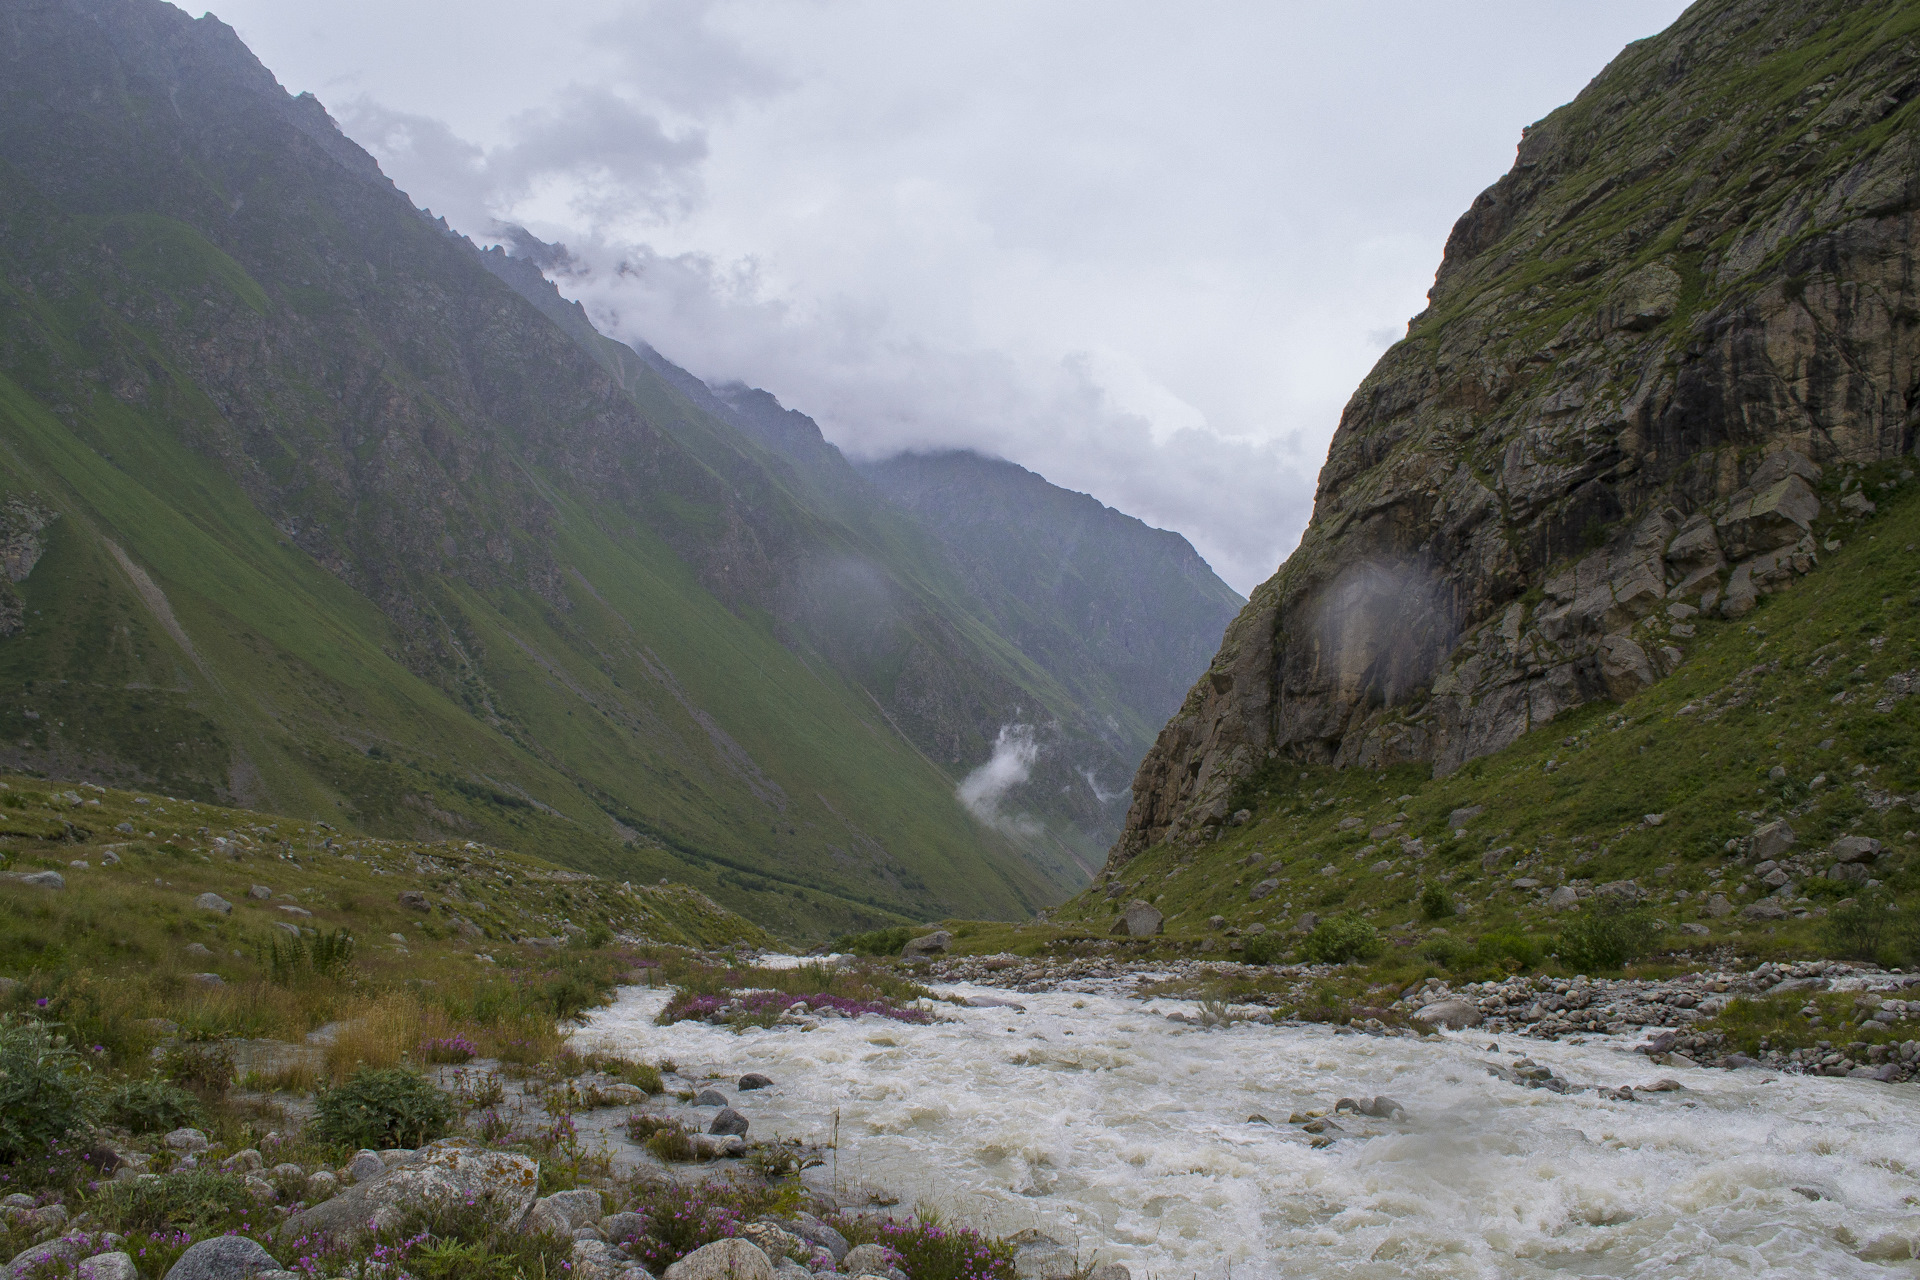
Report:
958,724,1042,836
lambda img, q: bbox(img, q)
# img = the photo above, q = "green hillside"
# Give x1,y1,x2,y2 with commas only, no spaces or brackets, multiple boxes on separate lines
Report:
0,0,1093,940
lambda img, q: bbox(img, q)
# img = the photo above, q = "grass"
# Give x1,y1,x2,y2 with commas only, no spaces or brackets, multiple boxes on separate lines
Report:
653,958,936,1029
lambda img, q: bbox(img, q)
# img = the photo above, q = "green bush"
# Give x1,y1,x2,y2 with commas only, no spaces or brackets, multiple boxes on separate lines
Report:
1470,928,1544,972
94,1170,254,1234
258,928,356,984
0,1017,89,1164
1419,885,1456,921
834,1212,1017,1280
1299,912,1382,965
833,927,916,957
102,1077,200,1134
1555,898,1657,972
1418,935,1464,967
1240,931,1289,965
1823,892,1906,964
311,1068,453,1150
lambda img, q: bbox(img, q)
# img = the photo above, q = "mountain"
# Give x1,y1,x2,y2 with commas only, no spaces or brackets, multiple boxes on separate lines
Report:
0,0,1236,939
1113,0,1920,866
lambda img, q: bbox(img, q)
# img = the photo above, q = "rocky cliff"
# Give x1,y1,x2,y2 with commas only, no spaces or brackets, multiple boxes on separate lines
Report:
1113,0,1920,863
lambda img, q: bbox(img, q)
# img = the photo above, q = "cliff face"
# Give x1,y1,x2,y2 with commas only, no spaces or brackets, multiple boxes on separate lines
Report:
1113,0,1920,864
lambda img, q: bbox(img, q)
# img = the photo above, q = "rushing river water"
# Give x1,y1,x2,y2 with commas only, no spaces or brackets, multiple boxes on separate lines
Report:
577,973,1920,1279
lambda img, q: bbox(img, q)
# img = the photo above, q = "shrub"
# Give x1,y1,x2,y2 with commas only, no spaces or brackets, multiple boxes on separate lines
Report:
833,927,916,957
1298,912,1382,965
310,1068,454,1150
1240,931,1288,966
94,1170,254,1234
568,922,615,950
1823,892,1904,964
419,1035,478,1064
102,1077,200,1134
1471,928,1544,972
626,1114,695,1163
1418,935,1464,968
258,928,356,984
0,1017,89,1164
616,1175,784,1271
1419,885,1456,921
161,1039,236,1095
1555,898,1657,972
833,1213,1015,1280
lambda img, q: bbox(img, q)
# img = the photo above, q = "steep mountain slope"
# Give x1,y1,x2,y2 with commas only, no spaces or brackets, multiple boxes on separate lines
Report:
0,0,1079,938
857,450,1244,735
1116,0,1920,864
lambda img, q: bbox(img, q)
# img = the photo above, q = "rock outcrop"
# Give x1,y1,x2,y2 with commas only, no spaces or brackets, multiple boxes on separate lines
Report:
1112,0,1920,864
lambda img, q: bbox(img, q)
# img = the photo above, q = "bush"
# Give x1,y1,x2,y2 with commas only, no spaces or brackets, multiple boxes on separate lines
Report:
833,927,916,957
1298,912,1382,965
616,1175,784,1271
1419,885,1456,921
1472,928,1544,972
1418,935,1464,967
258,928,356,984
102,1077,200,1134
1823,892,1905,964
310,1068,454,1150
161,1039,236,1095
1555,898,1657,972
94,1169,254,1234
833,1214,1016,1280
419,1035,478,1064
1240,931,1288,965
0,1018,89,1164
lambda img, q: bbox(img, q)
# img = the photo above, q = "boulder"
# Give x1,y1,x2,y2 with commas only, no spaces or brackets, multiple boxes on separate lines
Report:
1547,886,1579,911
1412,999,1482,1031
1703,894,1733,918
1087,1266,1131,1280
739,1223,807,1263
1248,878,1279,901
1831,836,1882,864
280,1138,538,1248
194,892,232,915
693,1088,729,1108
1109,901,1163,937
1827,863,1870,886
342,1150,385,1183
165,1128,210,1153
247,885,272,900
1740,899,1789,922
899,930,950,958
78,1254,139,1280
304,1170,337,1201
709,1107,750,1136
569,1239,629,1280
663,1239,773,1280
397,890,431,912
737,1073,773,1091
842,1245,893,1277
5,1239,81,1278
601,1211,647,1245
1750,820,1796,861
162,1236,280,1280
525,1189,603,1236
791,1214,849,1263
8,870,64,890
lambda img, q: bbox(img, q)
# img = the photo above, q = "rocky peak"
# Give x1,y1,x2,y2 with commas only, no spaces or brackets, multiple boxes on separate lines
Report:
1112,0,1920,866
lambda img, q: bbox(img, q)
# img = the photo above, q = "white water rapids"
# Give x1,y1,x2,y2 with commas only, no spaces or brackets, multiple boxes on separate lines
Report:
576,973,1920,1278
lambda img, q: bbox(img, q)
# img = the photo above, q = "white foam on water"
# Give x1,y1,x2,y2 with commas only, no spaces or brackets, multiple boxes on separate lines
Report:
577,978,1920,1278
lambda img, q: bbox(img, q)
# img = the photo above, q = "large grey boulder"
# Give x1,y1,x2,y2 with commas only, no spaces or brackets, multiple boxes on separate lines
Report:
900,930,951,958
1750,820,1795,861
78,1254,139,1280
1831,836,1882,864
663,1239,773,1280
1109,901,1163,937
162,1236,279,1279
279,1138,538,1248
1412,999,1482,1031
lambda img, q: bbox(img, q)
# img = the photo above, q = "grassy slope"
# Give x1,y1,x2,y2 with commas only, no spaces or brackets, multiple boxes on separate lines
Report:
1043,459,1918,960
0,199,1062,942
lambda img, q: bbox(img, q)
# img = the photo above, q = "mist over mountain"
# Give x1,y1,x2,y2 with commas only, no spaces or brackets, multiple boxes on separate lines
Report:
0,0,1237,935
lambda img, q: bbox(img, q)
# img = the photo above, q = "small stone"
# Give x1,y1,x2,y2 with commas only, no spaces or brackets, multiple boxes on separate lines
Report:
187,973,225,988
737,1073,773,1091
219,1149,263,1173
693,1088,729,1108
247,885,272,900
193,892,232,915
397,890,431,912
1740,899,1789,922
1547,886,1579,911
184,943,214,957
1248,878,1279,901
164,1128,210,1154
709,1107,749,1136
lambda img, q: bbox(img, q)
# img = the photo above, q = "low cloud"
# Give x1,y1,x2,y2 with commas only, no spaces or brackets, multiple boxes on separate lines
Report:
957,724,1043,836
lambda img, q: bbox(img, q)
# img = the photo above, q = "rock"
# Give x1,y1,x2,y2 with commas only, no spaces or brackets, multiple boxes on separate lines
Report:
397,890,431,912
691,1133,747,1159
162,1235,280,1280
276,905,312,918
693,1088,729,1108
1336,1095,1406,1119
187,972,225,988
221,1149,263,1173
737,1073,773,1091
247,885,272,899
709,1107,749,1136
791,1215,849,1262
304,1170,337,1201
1740,899,1789,922
244,1176,277,1203
1109,900,1163,937
342,1150,385,1183
5,1240,81,1278
1703,894,1733,918
1206,915,1227,930
739,1223,806,1263
1412,999,1482,1031
1087,1266,1130,1280
1248,878,1279,901
1831,836,1882,864
663,1239,773,1280
78,1254,139,1280
525,1189,603,1236
601,1211,646,1245
572,1239,629,1280
900,930,951,958
1547,886,1579,911
165,1128,210,1154
13,870,64,889
964,994,1025,1009
1679,922,1709,936
1291,912,1319,934
193,892,232,915
1750,820,1795,861
185,942,214,957
281,1138,539,1248
842,1246,893,1277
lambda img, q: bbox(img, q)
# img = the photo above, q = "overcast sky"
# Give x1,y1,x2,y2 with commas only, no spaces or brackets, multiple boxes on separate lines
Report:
210,0,1691,594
